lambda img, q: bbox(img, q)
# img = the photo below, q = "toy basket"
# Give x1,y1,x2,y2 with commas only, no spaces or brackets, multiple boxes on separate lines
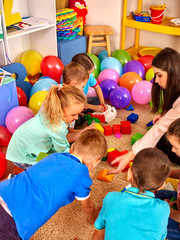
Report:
133,12,151,22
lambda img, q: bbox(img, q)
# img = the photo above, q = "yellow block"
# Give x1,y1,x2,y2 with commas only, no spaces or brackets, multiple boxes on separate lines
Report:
166,177,179,191
4,0,22,27
94,123,104,134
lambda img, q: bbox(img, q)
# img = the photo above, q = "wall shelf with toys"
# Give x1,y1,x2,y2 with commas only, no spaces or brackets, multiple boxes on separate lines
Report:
121,0,180,59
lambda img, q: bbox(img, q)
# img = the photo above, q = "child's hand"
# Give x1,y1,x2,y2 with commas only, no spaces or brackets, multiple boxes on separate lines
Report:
92,105,105,113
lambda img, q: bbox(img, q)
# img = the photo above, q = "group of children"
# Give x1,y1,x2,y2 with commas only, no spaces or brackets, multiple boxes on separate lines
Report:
0,48,180,240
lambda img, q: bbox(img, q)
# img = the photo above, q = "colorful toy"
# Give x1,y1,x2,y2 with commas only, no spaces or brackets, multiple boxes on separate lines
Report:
107,149,129,168
166,177,179,192
101,148,115,161
131,81,152,105
103,125,112,136
69,0,88,25
112,124,121,134
150,4,166,24
92,105,117,123
127,113,139,124
36,152,49,162
99,80,118,100
110,87,131,109
131,132,144,145
112,49,131,67
0,125,12,147
94,123,104,134
115,132,122,138
121,121,131,134
97,169,114,182
0,149,7,178
119,72,142,92
126,104,134,111
97,68,119,84
100,57,123,77
16,87,27,106
123,60,145,80
146,120,153,127
29,90,48,114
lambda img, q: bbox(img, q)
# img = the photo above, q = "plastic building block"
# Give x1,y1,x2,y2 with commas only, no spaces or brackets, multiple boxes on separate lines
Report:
107,150,128,167
103,125,112,136
112,124,121,134
146,120,153,127
170,197,177,210
121,121,131,134
87,117,100,125
166,177,179,191
101,148,116,161
94,123,104,134
91,113,105,123
126,104,134,111
36,152,49,162
131,132,144,145
127,113,139,124
115,132,122,138
97,169,114,182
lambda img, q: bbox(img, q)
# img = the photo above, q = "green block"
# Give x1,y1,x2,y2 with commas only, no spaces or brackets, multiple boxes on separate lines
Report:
131,133,144,145
170,196,177,210
36,152,49,162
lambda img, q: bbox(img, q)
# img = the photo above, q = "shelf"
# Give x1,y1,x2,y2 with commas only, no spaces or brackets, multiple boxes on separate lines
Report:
123,16,180,36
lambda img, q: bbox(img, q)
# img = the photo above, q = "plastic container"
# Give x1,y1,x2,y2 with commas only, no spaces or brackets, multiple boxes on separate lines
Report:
133,12,151,22
150,5,166,24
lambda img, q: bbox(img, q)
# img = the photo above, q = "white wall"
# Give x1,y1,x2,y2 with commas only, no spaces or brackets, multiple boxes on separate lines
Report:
85,0,180,54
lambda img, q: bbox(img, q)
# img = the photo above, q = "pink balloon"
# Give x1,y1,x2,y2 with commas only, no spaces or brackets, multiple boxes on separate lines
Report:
131,81,152,105
5,106,34,134
86,87,97,97
97,68,119,84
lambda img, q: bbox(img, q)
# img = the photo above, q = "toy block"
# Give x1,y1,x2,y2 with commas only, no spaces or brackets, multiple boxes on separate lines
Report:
115,132,122,138
97,169,114,182
131,133,144,145
146,120,153,127
101,148,115,161
126,104,134,111
112,124,121,134
107,150,129,167
122,160,133,172
170,197,177,210
93,105,117,123
121,121,131,134
103,125,112,136
94,123,104,134
129,161,133,168
127,113,139,124
166,177,179,191
36,152,49,162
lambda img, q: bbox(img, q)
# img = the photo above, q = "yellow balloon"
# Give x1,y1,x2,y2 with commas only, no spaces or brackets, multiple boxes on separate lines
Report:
29,90,48,114
21,50,43,76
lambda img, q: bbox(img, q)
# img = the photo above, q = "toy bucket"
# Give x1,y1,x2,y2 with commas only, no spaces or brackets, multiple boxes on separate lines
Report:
150,6,166,24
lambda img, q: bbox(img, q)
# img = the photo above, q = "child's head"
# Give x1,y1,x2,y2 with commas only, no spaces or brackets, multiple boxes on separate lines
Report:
62,62,89,92
129,148,171,193
167,118,180,157
42,85,86,129
72,53,94,74
151,47,180,114
71,129,108,170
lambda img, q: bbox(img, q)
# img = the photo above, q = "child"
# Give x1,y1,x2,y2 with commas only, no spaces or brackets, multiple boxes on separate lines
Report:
155,118,180,240
110,47,180,173
92,148,171,240
6,85,92,170
0,129,108,240
71,53,107,113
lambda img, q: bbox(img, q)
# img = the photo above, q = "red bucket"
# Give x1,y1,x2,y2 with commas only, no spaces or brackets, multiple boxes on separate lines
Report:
150,8,165,24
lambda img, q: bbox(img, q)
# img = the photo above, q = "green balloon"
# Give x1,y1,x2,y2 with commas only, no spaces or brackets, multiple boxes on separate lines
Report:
145,68,154,82
86,53,101,74
92,69,99,79
112,49,131,67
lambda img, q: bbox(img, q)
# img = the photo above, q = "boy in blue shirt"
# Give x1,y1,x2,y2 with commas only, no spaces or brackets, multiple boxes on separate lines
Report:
92,148,171,240
0,129,107,240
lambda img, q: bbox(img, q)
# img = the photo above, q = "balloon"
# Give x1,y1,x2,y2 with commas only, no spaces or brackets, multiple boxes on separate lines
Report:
16,87,27,106
145,67,154,82
86,53,101,76
112,49,131,67
119,72,142,92
110,87,131,109
86,87,97,97
132,81,152,105
29,91,48,114
98,50,108,62
41,56,64,83
138,55,154,72
5,106,34,134
0,125,12,147
97,68,119,84
101,57,123,77
91,69,99,79
0,150,7,178
124,60,145,79
21,50,43,75
29,77,58,98
100,79,118,100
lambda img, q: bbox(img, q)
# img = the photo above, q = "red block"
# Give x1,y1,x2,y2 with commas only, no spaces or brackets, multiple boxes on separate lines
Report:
112,124,121,134
103,125,112,136
121,121,131,134
107,150,129,167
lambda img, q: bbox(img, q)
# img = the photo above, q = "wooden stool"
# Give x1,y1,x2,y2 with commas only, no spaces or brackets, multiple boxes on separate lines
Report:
84,25,113,56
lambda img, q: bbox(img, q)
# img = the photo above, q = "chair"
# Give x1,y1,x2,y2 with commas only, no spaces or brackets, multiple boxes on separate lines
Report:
84,25,113,56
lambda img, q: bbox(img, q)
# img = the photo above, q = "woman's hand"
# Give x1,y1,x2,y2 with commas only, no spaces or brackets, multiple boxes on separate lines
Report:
153,115,162,124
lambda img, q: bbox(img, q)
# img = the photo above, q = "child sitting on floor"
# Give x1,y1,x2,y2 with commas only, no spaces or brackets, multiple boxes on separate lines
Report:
92,148,171,240
0,129,108,240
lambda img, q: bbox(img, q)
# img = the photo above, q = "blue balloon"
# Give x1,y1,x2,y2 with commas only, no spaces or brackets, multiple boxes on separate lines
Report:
109,86,131,109
29,77,58,98
99,79,118,100
123,60,145,79
98,50,108,62
101,57,123,77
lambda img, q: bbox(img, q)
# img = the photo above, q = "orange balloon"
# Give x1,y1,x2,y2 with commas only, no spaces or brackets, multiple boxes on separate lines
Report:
119,72,142,91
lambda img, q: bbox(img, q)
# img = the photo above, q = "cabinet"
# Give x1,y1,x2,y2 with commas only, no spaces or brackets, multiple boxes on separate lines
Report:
0,0,57,67
121,0,180,57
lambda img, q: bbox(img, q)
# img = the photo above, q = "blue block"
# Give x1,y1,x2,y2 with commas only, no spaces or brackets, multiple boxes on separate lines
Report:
57,35,86,66
146,120,153,127
127,113,139,124
126,104,134,111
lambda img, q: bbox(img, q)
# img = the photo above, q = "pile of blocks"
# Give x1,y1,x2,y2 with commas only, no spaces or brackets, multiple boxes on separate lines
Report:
103,121,131,137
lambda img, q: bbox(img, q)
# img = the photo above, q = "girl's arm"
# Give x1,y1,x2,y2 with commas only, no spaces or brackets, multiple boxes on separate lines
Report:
94,85,105,105
92,229,105,240
84,103,105,112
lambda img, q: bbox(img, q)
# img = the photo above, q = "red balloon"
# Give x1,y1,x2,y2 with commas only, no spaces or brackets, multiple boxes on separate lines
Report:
0,125,12,147
16,87,27,106
40,55,64,83
0,149,7,178
138,55,154,72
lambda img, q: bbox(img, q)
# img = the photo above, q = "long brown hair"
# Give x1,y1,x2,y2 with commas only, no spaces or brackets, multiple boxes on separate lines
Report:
42,85,86,130
151,48,180,114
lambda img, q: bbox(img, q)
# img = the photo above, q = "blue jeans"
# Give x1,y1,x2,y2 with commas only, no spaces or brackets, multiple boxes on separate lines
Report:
155,190,180,240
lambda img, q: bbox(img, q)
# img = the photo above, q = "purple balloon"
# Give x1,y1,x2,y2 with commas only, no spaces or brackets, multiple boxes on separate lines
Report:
124,60,145,79
109,86,131,109
100,79,118,100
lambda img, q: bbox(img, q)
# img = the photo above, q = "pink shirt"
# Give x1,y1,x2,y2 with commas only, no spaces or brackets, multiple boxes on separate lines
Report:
132,96,180,155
